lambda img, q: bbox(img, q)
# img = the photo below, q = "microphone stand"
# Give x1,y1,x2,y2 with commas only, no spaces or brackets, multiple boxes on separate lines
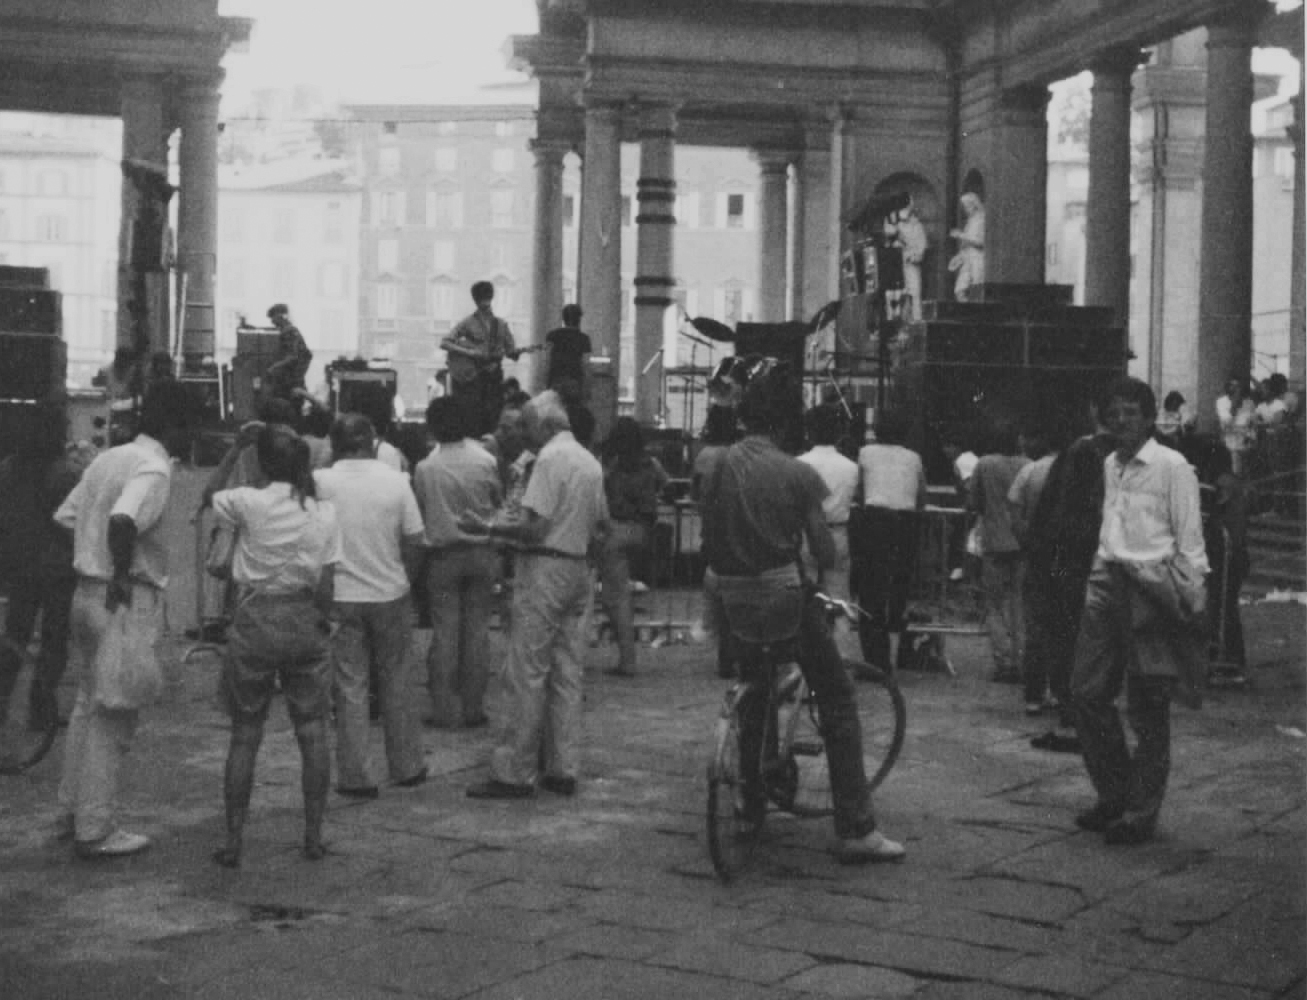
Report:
642,347,666,428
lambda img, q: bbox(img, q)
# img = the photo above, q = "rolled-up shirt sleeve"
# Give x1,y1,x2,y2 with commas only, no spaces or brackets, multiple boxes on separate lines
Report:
111,462,170,533
1170,461,1209,575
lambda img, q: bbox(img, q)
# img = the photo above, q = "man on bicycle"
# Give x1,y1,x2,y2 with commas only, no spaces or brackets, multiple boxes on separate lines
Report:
700,358,905,864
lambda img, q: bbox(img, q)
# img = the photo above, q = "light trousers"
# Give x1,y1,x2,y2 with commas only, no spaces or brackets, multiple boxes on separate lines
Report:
425,545,499,725
490,554,589,785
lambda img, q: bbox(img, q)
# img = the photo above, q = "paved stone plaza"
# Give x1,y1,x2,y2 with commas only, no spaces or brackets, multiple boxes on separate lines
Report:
0,469,1303,1000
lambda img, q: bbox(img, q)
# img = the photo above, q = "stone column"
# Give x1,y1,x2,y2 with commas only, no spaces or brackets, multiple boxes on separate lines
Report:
1084,48,1140,328
828,109,847,301
117,74,168,355
988,84,1051,288
577,102,623,364
795,128,834,324
633,103,677,427
1196,14,1256,429
176,76,222,368
530,139,569,393
755,151,790,322
1289,90,1305,388
789,159,806,321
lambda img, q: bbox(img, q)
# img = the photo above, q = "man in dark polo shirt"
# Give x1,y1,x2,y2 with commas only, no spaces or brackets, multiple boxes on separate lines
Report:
700,359,905,864
543,304,592,403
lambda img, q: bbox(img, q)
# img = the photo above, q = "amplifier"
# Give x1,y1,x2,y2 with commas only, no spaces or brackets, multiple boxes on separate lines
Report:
334,368,397,418
1026,324,1127,367
0,266,49,289
236,329,280,358
0,332,66,400
0,398,67,460
901,322,1025,366
0,287,61,335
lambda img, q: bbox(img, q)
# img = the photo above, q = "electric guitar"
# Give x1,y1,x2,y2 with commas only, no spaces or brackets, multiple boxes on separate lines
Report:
442,339,544,384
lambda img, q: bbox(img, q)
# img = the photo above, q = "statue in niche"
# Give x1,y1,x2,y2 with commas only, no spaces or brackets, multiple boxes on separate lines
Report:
948,191,985,301
884,198,928,320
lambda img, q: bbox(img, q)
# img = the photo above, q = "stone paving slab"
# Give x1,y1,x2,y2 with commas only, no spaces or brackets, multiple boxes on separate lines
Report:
0,467,1303,999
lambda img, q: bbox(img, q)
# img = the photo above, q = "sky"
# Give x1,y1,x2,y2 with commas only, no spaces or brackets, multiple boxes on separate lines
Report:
217,0,540,109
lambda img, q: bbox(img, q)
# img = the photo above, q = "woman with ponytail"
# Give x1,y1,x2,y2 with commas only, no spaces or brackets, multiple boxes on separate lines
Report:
211,423,342,867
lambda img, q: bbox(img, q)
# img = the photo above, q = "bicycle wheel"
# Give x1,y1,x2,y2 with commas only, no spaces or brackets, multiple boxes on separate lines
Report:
706,690,763,883
770,683,834,819
0,634,58,775
845,659,906,791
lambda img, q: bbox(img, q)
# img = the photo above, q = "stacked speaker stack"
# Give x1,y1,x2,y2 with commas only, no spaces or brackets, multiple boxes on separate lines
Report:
888,284,1126,480
0,266,67,458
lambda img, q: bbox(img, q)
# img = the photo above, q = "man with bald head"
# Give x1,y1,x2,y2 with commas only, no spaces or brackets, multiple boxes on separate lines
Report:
314,413,428,798
459,391,609,799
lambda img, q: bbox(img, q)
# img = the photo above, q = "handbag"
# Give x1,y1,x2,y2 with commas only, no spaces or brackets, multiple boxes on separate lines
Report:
94,604,163,710
206,520,238,580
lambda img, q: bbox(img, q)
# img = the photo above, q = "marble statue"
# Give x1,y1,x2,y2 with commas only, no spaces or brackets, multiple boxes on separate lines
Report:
948,191,985,301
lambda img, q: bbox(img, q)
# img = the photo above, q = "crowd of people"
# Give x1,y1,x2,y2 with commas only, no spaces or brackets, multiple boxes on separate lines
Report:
1,315,1293,866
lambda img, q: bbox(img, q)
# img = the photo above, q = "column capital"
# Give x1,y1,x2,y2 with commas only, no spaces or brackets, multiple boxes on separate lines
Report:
530,138,572,165
635,101,679,139
1206,7,1261,49
752,148,796,174
1090,45,1146,81
179,72,224,104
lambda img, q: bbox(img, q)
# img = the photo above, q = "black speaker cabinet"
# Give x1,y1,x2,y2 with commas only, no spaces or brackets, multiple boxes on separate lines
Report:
0,332,66,400
732,322,809,453
0,266,49,289
0,286,61,335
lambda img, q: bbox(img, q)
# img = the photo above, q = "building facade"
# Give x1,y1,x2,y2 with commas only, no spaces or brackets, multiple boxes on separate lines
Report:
214,160,363,394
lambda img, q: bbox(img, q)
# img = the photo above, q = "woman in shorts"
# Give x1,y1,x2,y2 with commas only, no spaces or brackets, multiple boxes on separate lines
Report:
211,423,341,867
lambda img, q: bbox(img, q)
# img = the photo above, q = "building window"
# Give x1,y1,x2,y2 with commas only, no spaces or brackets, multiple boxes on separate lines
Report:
376,281,398,319
430,280,455,321
271,259,295,297
383,121,398,135
273,207,295,244
563,194,576,227
621,195,633,227
495,284,513,316
676,192,700,228
36,214,67,242
225,257,246,297
374,191,405,226
433,240,455,273
438,121,457,136
1274,146,1294,181
434,147,457,172
377,238,399,273
1047,243,1059,268
407,282,428,316
324,201,344,243
39,170,66,196
492,148,515,173
724,286,745,324
379,146,401,176
427,190,463,228
620,280,632,330
495,121,514,138
318,260,347,299
491,190,514,228
725,193,745,228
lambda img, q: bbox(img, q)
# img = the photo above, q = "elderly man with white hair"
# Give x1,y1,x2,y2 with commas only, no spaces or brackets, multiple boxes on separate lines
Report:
459,390,609,798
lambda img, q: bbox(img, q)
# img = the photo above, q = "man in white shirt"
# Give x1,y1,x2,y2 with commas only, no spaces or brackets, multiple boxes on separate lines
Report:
460,391,609,799
1069,377,1208,846
54,381,188,859
799,405,860,658
315,414,428,798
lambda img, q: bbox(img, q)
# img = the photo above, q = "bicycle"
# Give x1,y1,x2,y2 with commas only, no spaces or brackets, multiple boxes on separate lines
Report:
706,585,906,883
0,600,60,775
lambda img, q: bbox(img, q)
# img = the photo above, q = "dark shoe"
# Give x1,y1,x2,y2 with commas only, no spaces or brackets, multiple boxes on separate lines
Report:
335,785,380,800
466,779,534,800
1074,802,1125,833
1030,731,1082,754
539,775,577,797
395,768,428,788
1104,817,1156,846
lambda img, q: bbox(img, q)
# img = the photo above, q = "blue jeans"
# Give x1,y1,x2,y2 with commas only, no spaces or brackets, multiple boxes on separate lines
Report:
716,565,876,841
425,545,499,726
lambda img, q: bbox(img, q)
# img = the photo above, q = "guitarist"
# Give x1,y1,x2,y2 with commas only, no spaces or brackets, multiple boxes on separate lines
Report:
442,281,525,435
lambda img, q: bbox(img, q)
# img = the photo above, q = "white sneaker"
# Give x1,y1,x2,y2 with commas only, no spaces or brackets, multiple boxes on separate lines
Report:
949,567,965,582
75,829,151,860
837,830,906,864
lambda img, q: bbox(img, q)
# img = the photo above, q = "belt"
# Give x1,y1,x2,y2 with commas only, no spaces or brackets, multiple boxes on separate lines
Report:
520,547,587,561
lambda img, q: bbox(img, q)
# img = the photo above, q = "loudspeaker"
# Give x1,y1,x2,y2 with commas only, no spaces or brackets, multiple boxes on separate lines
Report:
0,287,61,335
0,266,49,289
334,369,397,419
733,322,808,452
0,333,66,400
0,398,66,460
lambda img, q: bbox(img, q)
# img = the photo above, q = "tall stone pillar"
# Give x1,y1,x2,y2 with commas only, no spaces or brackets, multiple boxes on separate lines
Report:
118,74,168,355
755,151,790,322
633,104,677,427
1289,90,1305,388
1084,48,1140,328
828,109,847,301
796,132,834,321
530,140,568,392
577,102,623,364
789,159,806,321
1196,14,1256,429
987,85,1050,287
176,77,222,368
